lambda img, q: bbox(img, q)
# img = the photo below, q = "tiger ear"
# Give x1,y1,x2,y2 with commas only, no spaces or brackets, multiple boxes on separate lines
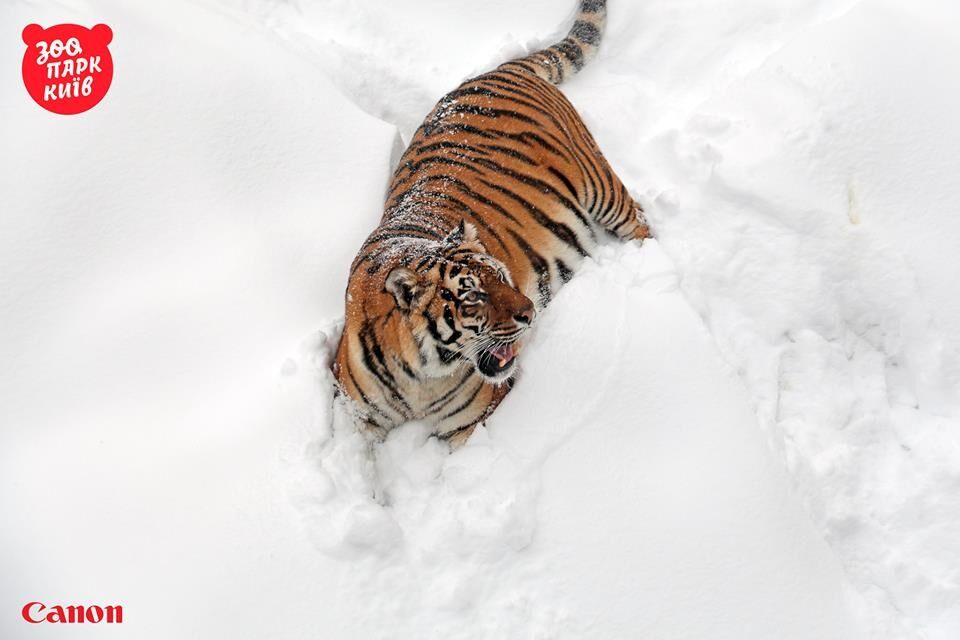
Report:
386,267,434,310
443,220,479,247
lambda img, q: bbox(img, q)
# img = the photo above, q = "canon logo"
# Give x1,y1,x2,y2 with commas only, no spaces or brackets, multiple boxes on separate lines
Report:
21,602,123,624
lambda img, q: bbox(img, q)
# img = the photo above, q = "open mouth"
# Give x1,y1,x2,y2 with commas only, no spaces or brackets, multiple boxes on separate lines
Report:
476,342,520,379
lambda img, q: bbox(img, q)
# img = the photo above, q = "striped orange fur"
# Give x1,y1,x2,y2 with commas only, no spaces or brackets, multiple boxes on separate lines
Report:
333,0,650,446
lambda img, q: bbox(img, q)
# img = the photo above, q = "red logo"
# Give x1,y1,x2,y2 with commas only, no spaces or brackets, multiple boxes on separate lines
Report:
22,601,123,624
21,23,114,115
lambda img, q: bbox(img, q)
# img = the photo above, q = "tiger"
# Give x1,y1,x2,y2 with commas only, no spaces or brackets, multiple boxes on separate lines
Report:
332,0,650,447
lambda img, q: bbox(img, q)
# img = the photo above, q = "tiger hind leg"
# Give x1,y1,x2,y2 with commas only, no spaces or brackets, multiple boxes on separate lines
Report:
587,192,650,242
619,199,651,242
586,155,651,242
598,191,651,242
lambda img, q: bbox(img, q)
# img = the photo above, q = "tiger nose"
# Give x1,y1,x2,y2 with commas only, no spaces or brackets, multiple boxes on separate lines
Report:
513,299,535,326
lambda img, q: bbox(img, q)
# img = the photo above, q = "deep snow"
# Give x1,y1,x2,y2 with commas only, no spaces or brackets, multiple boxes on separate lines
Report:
2,0,959,638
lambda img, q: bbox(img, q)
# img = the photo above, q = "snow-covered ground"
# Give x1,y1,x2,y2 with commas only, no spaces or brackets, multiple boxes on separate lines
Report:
2,0,959,638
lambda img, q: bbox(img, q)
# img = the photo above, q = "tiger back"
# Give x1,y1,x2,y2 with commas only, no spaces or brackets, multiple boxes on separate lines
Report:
333,0,650,446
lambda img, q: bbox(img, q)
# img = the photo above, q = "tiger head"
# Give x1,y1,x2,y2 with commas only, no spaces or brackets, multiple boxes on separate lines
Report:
385,221,535,383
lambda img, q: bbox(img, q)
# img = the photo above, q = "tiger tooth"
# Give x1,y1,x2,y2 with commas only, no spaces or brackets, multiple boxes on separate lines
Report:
495,343,516,367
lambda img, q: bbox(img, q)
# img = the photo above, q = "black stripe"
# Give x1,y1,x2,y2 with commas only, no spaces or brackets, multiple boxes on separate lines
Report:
442,306,463,344
440,380,485,421
444,85,506,102
445,248,476,262
427,368,474,413
592,154,609,222
425,313,460,346
358,324,412,415
345,363,391,424
477,143,538,166
545,47,565,83
579,0,606,13
364,326,406,400
571,20,601,46
495,127,568,160
547,165,581,202
507,227,553,307
554,38,585,71
594,163,621,224
424,313,443,342
555,259,574,283
507,60,542,76
395,156,486,184
443,103,541,127
422,122,497,140
436,345,458,364
415,255,438,270
438,421,475,441
360,223,444,252
415,140,492,157
380,307,397,327
394,355,417,380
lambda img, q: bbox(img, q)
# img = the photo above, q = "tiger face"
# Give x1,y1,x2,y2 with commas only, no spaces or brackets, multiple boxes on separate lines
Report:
385,222,536,384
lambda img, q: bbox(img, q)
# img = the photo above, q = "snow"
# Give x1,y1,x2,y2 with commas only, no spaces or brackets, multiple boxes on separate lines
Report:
2,0,959,638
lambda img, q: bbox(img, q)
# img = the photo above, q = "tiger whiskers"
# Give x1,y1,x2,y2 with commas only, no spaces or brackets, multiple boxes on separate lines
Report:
448,335,497,361
447,334,520,365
